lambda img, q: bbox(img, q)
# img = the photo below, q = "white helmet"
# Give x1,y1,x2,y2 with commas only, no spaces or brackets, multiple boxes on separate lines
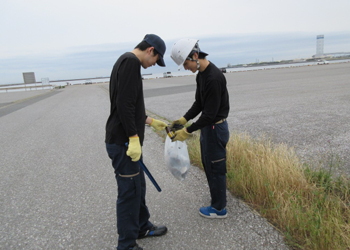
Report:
170,38,199,66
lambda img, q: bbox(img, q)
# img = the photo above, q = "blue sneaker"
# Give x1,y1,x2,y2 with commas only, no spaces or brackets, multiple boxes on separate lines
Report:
199,206,227,219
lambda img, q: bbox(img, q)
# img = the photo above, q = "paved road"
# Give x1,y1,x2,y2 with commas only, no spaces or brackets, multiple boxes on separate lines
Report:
0,84,287,249
0,90,59,118
1,62,349,249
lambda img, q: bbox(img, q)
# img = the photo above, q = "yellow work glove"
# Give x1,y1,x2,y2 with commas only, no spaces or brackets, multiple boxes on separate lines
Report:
126,136,141,162
150,118,167,131
172,128,191,142
170,117,187,129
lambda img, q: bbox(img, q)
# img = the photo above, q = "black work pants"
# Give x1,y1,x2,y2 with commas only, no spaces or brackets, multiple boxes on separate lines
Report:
106,143,153,250
200,121,230,210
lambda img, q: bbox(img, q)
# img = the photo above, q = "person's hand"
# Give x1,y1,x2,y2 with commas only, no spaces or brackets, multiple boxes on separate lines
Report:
172,128,191,142
150,118,167,131
170,117,187,129
126,137,141,162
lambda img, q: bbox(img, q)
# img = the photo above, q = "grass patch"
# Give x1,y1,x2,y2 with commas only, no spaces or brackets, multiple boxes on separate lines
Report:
186,132,350,250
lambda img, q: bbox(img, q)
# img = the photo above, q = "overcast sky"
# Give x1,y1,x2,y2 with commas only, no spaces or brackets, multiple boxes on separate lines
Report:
1,0,350,84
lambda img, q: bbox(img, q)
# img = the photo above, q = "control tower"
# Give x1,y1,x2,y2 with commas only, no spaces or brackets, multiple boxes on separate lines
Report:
316,35,324,57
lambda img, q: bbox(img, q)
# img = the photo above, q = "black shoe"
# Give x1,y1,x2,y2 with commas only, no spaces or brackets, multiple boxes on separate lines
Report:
128,243,143,250
138,225,168,239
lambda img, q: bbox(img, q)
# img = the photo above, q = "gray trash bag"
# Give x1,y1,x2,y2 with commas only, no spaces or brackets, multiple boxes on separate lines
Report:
164,135,191,181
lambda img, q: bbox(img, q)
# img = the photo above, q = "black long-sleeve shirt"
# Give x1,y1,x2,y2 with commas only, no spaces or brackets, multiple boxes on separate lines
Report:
105,52,146,145
184,62,230,133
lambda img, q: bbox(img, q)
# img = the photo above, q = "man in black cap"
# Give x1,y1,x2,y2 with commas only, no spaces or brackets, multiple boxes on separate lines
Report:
105,34,168,250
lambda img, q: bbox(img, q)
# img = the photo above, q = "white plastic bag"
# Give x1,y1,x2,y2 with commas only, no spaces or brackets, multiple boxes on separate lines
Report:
164,135,191,181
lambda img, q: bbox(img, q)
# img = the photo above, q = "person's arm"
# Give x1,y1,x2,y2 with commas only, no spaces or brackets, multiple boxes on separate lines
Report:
116,58,140,137
170,83,202,130
186,79,221,133
145,117,152,125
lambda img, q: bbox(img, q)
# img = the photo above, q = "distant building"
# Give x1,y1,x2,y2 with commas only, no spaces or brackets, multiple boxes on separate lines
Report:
316,35,324,57
23,72,36,84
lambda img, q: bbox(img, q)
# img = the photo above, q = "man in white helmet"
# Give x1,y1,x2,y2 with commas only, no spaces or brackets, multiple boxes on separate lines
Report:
170,38,230,219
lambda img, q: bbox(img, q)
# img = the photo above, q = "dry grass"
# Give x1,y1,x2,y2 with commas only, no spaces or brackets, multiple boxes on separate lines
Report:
187,132,350,250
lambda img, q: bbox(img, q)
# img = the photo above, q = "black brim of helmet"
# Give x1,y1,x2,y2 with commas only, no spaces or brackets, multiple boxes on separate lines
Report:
199,50,208,57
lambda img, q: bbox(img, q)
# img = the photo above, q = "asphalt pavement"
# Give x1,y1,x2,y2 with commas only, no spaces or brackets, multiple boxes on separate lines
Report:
0,83,287,250
1,62,349,250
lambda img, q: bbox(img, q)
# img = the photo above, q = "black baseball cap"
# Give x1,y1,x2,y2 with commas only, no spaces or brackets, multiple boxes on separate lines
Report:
142,34,166,67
